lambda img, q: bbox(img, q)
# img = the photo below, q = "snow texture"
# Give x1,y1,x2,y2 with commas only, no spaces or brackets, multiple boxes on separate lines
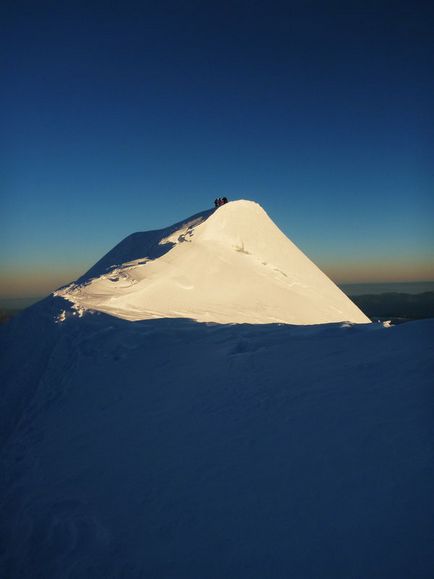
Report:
55,200,370,325
1,201,433,578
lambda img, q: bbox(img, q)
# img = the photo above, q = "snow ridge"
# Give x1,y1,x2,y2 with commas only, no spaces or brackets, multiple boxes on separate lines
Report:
55,200,370,325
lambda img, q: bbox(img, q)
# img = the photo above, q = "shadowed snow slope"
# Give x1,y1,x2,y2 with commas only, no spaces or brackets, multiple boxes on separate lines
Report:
3,201,431,578
0,299,433,578
55,200,369,324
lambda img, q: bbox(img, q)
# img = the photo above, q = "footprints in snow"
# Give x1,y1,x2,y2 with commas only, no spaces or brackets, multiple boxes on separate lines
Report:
233,244,289,279
234,242,251,255
230,338,263,356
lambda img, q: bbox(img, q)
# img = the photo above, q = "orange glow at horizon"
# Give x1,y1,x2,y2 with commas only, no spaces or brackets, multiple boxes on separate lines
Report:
1,258,433,299
324,258,434,285
0,266,84,298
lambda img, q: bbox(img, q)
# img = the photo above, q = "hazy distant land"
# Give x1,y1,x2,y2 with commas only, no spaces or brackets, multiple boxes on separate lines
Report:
339,281,434,295
342,282,434,323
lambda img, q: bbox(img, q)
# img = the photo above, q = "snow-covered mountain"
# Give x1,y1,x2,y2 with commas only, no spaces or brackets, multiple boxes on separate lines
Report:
55,200,370,324
1,201,433,578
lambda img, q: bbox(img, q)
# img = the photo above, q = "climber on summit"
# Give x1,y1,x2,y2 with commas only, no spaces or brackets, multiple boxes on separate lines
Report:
214,197,229,208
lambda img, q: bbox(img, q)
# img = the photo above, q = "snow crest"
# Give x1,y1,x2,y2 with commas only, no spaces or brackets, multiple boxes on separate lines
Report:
55,200,370,325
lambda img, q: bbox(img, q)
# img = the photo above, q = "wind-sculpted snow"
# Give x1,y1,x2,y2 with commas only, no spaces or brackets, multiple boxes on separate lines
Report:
78,209,214,282
1,302,433,578
55,200,370,325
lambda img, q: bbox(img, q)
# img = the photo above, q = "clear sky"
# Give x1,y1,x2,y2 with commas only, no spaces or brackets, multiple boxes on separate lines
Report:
1,0,433,298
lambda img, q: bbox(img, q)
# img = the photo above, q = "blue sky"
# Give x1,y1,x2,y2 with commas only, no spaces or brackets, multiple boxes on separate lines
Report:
1,0,433,297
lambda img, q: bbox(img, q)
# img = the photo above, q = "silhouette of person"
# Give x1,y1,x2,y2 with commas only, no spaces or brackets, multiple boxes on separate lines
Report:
214,197,228,208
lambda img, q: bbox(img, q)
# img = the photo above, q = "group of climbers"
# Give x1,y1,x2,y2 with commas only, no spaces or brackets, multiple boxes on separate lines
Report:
214,197,228,208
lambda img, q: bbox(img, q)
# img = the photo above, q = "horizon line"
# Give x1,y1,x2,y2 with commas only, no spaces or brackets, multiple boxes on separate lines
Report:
1,280,434,306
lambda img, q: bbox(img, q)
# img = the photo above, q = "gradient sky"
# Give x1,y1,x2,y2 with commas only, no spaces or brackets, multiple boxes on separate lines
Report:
1,0,433,298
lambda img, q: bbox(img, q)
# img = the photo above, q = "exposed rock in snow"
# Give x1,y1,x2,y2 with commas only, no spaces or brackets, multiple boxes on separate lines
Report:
55,200,370,325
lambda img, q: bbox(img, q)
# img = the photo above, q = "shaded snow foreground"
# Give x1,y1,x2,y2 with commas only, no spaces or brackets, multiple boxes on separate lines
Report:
1,296,433,578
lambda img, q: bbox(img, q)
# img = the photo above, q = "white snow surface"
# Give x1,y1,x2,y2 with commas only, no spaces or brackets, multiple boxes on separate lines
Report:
55,200,370,325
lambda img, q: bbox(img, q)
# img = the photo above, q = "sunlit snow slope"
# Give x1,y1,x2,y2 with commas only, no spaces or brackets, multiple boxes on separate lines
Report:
56,200,369,324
